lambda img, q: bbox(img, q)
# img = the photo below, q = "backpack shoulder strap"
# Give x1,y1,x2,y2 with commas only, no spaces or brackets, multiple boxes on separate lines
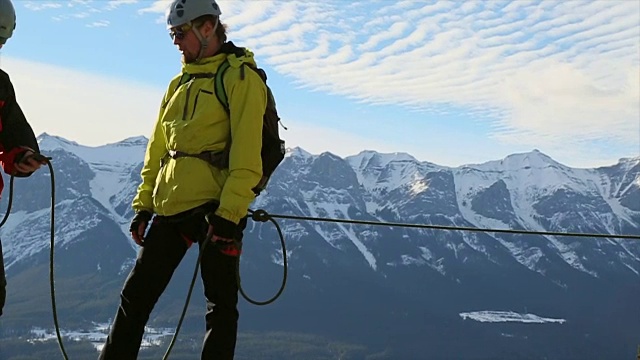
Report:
214,42,255,115
214,59,233,116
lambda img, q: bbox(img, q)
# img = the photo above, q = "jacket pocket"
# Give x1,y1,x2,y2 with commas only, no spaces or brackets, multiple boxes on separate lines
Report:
190,89,214,120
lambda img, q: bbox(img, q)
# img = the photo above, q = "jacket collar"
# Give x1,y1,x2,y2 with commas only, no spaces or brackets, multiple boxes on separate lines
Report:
182,52,227,75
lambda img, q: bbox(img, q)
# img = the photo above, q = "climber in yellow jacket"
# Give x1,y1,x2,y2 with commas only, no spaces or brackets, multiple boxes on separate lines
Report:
99,0,266,359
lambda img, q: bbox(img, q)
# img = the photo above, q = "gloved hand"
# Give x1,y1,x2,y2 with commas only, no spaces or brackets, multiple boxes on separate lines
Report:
130,210,153,246
205,213,241,256
13,148,46,175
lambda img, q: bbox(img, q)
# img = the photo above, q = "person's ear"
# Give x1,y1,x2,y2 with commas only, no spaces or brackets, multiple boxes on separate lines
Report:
203,20,215,38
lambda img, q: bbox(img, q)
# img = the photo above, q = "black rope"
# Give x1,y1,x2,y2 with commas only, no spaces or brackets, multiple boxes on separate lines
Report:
43,159,69,360
257,211,640,240
244,209,288,305
0,174,14,228
160,204,640,358
3,157,639,360
0,158,68,359
162,236,209,360
162,210,288,359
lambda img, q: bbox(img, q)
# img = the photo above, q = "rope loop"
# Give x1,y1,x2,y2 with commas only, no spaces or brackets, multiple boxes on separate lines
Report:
250,209,271,223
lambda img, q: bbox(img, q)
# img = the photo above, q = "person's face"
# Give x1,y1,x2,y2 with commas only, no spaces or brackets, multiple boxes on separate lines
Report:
170,22,201,64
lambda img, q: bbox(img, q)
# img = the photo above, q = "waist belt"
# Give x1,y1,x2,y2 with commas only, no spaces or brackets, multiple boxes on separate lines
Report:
167,149,229,169
154,200,219,224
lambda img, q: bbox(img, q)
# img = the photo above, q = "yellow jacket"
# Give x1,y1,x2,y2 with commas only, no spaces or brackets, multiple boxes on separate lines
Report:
132,49,266,225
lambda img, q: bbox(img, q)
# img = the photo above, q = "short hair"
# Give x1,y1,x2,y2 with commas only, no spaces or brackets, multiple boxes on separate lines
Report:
193,14,227,43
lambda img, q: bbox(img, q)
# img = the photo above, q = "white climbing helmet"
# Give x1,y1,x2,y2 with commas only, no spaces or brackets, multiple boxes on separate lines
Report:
166,0,222,29
0,0,16,44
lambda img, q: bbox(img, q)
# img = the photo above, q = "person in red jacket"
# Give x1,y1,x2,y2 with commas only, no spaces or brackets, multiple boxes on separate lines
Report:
0,0,45,317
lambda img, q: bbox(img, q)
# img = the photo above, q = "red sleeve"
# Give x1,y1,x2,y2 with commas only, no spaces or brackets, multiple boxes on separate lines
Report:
0,70,39,177
0,146,29,175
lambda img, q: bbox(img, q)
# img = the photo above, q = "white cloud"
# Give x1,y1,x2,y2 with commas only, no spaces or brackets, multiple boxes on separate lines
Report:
27,0,138,21
15,0,640,167
23,2,63,11
69,0,93,6
137,0,169,15
280,120,400,161
105,0,139,11
2,57,162,148
1,56,419,165
86,20,110,28
181,0,637,162
72,12,91,19
358,21,409,52
2,54,631,169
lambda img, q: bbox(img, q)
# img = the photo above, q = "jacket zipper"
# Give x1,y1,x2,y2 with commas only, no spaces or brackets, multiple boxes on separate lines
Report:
191,89,213,120
182,79,194,120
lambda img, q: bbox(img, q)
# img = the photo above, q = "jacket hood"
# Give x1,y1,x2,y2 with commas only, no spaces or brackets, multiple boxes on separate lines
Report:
182,41,258,75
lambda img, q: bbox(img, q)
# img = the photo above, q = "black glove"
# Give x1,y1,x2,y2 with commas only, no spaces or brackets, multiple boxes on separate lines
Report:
205,213,242,256
205,213,237,240
130,210,153,246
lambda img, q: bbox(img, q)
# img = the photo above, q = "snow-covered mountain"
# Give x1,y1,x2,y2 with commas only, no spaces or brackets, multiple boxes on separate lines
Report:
1,133,639,359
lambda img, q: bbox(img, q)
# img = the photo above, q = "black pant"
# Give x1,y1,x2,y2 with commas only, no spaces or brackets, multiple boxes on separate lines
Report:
0,237,5,317
99,207,246,360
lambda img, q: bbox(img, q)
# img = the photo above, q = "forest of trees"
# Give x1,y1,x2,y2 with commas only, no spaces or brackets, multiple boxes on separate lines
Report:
0,331,395,360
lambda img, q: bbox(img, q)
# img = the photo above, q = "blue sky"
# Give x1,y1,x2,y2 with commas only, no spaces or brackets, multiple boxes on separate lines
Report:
1,0,638,168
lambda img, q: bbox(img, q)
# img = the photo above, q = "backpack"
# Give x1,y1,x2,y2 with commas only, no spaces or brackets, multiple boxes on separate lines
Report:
214,43,286,195
171,42,286,196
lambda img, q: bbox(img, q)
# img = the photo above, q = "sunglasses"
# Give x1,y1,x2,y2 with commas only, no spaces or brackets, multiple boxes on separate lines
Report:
169,22,193,40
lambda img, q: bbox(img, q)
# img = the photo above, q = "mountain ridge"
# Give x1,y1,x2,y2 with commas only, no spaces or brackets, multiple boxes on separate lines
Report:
0,133,638,359
22,133,640,278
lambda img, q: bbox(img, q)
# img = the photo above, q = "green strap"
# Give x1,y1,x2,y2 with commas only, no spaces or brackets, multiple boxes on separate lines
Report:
178,72,191,86
214,60,232,115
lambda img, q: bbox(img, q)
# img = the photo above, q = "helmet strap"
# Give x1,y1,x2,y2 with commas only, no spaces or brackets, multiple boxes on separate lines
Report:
193,16,219,62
